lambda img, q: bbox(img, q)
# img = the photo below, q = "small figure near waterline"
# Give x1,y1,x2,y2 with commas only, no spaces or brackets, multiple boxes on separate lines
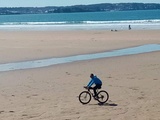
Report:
111,29,118,32
129,25,131,30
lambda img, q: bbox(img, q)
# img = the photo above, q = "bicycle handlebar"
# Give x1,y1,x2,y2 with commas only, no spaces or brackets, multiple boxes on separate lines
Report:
84,86,88,89
84,86,91,92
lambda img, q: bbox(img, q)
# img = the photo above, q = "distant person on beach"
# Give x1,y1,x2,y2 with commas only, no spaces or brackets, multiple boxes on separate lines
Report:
86,73,102,97
129,25,131,30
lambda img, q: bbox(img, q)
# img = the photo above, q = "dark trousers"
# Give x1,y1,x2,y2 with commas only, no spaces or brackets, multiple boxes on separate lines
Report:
89,84,102,96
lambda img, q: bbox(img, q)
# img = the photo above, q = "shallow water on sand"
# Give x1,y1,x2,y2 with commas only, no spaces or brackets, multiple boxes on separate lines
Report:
0,44,160,72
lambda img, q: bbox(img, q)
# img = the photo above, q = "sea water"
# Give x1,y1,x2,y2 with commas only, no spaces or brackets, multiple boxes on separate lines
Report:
0,10,160,30
0,44,160,72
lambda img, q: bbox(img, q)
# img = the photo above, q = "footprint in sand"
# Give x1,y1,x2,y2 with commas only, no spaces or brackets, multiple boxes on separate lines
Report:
26,94,38,98
9,111,15,113
66,72,71,75
0,111,5,114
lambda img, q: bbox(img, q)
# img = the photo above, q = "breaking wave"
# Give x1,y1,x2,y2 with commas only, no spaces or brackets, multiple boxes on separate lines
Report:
0,19,160,25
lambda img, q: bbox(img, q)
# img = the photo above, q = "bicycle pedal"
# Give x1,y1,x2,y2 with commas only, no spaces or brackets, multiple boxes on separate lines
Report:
94,96,98,100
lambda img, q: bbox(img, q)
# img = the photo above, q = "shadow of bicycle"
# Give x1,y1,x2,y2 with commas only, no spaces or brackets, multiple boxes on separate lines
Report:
98,103,118,106
88,102,118,106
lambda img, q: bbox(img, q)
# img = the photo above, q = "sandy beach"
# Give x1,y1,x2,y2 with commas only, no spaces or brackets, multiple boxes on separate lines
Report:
0,30,160,120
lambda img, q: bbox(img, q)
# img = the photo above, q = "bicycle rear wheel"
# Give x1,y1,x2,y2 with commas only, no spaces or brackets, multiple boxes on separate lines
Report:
79,91,91,104
97,90,109,104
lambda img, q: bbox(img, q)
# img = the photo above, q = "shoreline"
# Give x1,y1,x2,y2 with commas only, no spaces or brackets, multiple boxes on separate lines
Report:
1,24,160,31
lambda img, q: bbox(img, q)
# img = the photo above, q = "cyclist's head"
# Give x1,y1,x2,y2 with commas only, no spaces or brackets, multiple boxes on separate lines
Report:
90,73,94,78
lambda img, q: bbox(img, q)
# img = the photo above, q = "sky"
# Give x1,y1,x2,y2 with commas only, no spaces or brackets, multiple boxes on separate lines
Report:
0,0,160,7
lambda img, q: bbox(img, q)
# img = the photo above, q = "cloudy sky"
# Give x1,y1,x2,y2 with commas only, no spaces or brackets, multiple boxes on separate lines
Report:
0,0,160,7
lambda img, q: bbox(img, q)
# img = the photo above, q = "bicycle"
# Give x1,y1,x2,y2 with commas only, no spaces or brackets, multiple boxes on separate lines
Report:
79,86,109,104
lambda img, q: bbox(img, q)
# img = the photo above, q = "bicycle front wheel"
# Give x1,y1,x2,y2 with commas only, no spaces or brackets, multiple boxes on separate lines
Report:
79,91,91,104
97,90,109,104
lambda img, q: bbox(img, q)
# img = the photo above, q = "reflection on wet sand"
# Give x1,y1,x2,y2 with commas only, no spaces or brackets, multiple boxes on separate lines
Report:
0,44,159,72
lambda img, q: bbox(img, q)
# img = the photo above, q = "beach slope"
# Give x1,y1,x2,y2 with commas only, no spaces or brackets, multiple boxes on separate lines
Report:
0,30,160,120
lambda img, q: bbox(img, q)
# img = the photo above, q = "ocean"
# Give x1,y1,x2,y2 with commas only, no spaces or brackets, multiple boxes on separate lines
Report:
0,10,160,30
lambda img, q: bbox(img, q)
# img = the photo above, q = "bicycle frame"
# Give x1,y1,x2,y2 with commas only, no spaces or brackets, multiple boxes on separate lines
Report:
85,87,99,97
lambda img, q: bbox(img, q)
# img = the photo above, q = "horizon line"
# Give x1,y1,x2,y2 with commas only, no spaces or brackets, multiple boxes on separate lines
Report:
0,2,160,8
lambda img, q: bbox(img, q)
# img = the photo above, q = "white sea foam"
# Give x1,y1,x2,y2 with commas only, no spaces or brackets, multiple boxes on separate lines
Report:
1,19,160,25
0,19,160,31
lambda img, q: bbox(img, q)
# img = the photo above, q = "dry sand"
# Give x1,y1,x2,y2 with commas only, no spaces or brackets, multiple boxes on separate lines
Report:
0,30,160,120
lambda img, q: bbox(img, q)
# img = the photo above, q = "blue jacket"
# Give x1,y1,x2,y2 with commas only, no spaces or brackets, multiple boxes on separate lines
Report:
87,75,102,87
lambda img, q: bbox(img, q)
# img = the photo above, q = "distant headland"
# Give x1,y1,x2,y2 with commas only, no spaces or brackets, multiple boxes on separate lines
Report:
0,3,160,15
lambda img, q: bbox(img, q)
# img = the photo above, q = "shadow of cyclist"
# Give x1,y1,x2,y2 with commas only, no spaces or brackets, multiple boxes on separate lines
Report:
98,103,118,106
88,102,118,106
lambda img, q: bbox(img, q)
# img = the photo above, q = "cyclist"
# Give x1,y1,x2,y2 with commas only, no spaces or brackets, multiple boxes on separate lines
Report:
86,73,102,98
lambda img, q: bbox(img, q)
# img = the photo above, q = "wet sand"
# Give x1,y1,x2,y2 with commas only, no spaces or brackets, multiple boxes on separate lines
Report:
0,30,160,120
